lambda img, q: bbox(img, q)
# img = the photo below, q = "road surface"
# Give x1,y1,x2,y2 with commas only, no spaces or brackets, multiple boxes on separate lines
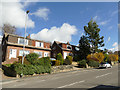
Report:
2,65,119,89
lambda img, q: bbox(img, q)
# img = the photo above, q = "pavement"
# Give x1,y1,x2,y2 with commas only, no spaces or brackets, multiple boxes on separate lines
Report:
1,64,120,89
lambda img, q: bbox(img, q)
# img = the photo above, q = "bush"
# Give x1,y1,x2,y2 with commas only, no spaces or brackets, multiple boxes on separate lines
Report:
25,53,39,64
104,54,109,62
88,60,99,67
55,60,60,66
3,64,12,67
64,56,73,65
87,52,104,63
108,54,118,62
56,53,64,65
78,59,86,68
17,56,31,65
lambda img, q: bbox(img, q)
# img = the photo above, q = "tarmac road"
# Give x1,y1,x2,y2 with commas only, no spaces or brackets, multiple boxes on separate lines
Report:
2,65,119,89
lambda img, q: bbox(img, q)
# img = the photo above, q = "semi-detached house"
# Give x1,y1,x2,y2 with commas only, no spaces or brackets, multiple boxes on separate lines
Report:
2,33,51,64
2,33,79,64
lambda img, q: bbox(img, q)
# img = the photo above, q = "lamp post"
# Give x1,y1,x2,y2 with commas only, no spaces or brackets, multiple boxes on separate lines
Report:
22,10,29,64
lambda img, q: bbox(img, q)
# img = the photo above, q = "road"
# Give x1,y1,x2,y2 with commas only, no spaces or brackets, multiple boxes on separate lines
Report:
2,65,119,89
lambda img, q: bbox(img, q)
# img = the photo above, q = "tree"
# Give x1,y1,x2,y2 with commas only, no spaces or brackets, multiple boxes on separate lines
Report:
84,19,104,53
78,35,91,60
2,24,17,35
56,53,64,65
87,52,104,63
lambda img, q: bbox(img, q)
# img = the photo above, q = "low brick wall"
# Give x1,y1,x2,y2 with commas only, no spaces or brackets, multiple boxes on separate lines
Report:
51,65,73,73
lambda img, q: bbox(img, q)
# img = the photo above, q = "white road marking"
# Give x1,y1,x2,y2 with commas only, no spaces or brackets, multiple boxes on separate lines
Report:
36,80,45,82
13,83,27,87
57,80,85,88
96,72,112,78
1,80,18,85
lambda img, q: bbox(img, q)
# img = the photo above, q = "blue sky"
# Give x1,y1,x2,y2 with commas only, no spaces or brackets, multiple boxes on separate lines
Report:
1,2,118,52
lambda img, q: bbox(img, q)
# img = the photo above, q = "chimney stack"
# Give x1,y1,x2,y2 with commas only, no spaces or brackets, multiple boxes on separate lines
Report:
26,34,30,39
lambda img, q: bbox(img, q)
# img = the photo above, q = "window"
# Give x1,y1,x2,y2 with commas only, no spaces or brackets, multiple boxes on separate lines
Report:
18,38,28,45
34,51,43,58
35,41,44,47
67,45,72,49
19,50,30,56
44,52,49,57
9,49,17,59
75,47,79,51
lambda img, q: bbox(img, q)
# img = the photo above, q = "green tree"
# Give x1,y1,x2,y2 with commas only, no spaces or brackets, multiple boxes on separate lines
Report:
84,19,104,53
78,35,91,60
56,53,64,65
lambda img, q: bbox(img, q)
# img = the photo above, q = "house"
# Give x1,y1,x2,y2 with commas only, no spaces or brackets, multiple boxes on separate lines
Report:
51,41,79,59
2,33,51,64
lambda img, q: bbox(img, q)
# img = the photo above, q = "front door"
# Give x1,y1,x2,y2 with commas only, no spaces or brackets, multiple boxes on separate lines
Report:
64,52,67,59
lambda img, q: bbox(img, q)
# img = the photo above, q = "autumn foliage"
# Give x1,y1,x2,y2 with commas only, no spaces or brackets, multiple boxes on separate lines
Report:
108,54,118,61
87,52,104,63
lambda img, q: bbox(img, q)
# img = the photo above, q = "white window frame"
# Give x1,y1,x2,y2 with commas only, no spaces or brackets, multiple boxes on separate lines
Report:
9,49,17,59
35,41,44,47
19,50,30,56
18,38,28,45
67,45,72,50
34,51,43,58
44,52,49,57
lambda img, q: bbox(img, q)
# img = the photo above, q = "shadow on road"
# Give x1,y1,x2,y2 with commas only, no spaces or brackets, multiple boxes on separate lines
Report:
88,85,120,90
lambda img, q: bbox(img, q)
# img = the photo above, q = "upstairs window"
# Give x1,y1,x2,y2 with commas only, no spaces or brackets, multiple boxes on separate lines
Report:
67,45,72,49
35,41,44,47
18,38,28,45
75,47,79,51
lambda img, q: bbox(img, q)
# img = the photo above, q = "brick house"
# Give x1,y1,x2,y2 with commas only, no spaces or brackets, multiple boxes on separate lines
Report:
2,33,51,64
51,41,79,59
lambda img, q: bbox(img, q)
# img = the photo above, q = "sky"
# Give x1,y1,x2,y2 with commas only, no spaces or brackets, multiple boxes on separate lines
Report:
0,1,119,52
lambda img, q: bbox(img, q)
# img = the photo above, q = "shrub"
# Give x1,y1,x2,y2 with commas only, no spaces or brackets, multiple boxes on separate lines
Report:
43,57,51,66
104,54,109,62
33,58,44,66
17,56,31,65
64,56,73,65
3,64,12,67
56,53,64,65
25,53,39,64
87,52,104,63
55,60,60,66
88,60,99,67
108,54,118,62
78,59,86,68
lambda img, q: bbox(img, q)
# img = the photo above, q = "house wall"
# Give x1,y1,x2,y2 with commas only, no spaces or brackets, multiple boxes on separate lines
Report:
2,45,51,64
63,50,72,59
8,35,51,49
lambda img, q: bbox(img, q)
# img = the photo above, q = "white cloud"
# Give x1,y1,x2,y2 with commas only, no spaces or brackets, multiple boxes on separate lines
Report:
106,37,110,44
31,23,77,43
112,42,118,47
98,19,110,26
1,1,35,28
109,42,118,52
93,16,98,21
111,10,118,16
31,8,50,20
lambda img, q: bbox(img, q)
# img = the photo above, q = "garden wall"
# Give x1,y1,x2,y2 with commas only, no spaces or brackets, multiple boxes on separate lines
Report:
51,65,73,73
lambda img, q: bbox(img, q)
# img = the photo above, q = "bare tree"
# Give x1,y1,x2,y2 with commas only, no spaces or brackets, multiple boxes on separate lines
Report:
2,24,17,35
